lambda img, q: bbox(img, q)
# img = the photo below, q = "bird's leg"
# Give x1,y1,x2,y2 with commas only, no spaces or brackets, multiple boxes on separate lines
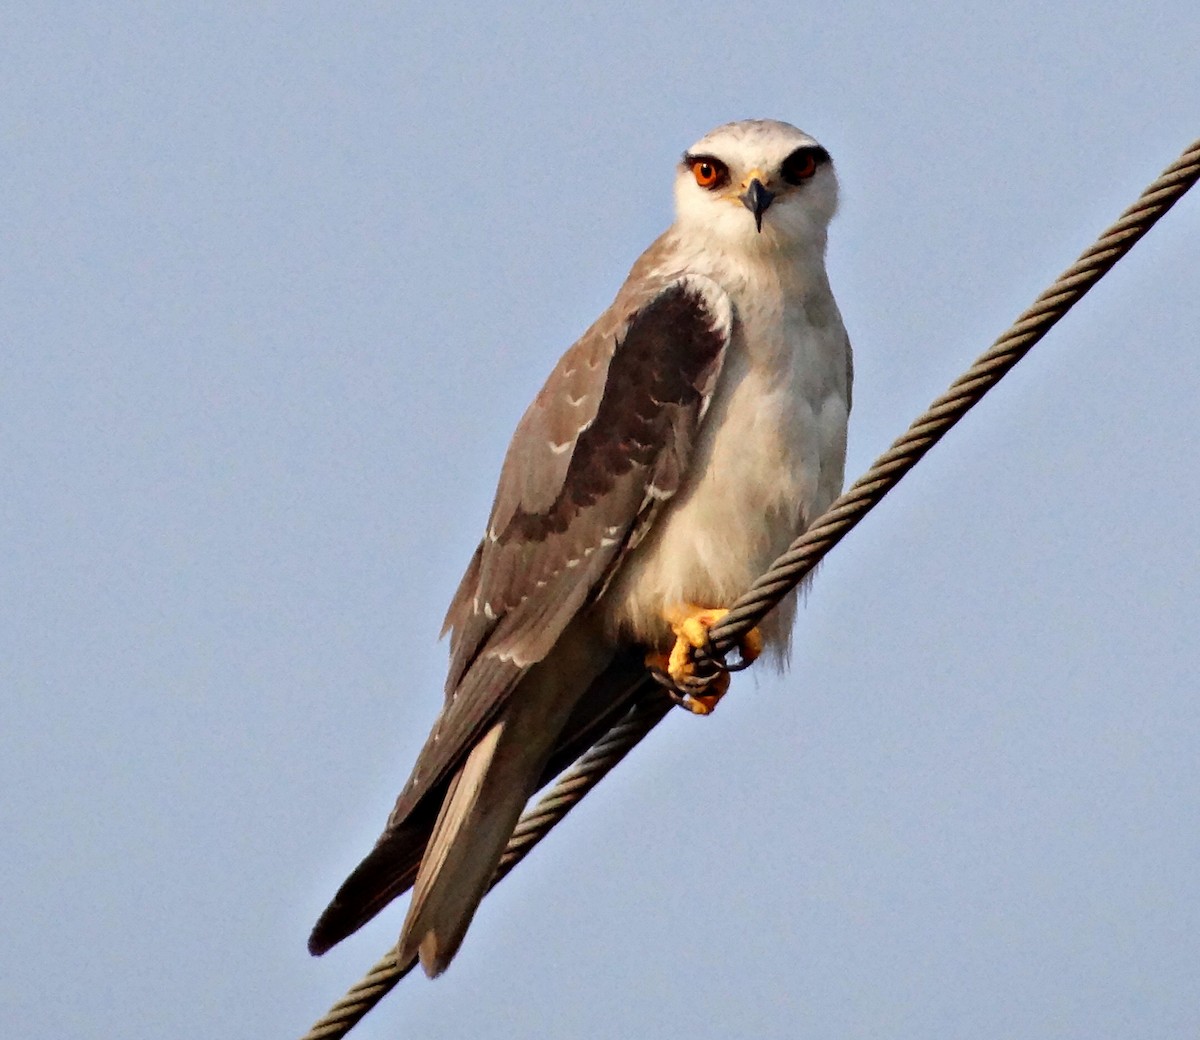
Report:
644,604,763,715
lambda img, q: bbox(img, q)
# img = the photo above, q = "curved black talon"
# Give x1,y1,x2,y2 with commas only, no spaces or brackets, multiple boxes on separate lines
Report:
647,661,725,714
692,644,746,674
648,674,698,712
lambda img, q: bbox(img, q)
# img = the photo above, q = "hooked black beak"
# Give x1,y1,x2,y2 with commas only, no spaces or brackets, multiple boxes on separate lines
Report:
740,178,775,233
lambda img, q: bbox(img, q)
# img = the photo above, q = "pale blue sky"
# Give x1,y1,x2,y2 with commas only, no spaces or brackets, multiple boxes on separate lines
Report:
4,4,1198,1038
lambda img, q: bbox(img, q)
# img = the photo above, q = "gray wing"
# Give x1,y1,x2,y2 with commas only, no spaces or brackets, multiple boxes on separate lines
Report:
308,274,732,955
392,272,733,824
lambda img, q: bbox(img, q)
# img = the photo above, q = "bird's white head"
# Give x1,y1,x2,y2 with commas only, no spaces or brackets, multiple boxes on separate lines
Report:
673,119,838,255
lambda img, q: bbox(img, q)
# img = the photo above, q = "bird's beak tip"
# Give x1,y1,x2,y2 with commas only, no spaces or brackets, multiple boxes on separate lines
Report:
740,178,775,234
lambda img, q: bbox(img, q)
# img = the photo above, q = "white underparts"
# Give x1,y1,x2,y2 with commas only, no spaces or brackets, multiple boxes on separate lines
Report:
601,245,850,661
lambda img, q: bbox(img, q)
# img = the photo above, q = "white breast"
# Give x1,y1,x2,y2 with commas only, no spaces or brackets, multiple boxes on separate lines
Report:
603,254,851,659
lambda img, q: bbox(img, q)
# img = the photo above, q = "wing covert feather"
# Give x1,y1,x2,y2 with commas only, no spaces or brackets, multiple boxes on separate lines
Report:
393,274,732,829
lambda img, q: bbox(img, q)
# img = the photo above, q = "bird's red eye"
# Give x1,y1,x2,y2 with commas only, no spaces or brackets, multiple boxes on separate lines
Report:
781,147,824,185
691,158,727,189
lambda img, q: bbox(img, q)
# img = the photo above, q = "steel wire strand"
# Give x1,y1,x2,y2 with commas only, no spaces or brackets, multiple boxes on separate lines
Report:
299,137,1199,1040
300,692,675,1040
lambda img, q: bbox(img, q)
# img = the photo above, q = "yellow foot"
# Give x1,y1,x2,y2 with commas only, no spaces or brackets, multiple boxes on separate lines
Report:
644,605,763,715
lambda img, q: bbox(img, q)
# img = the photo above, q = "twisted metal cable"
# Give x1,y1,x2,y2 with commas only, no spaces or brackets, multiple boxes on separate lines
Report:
495,690,676,879
300,137,1199,1040
302,949,410,1040
300,692,675,1040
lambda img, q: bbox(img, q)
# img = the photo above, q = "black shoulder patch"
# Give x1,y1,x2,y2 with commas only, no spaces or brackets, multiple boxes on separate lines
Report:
501,282,728,543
